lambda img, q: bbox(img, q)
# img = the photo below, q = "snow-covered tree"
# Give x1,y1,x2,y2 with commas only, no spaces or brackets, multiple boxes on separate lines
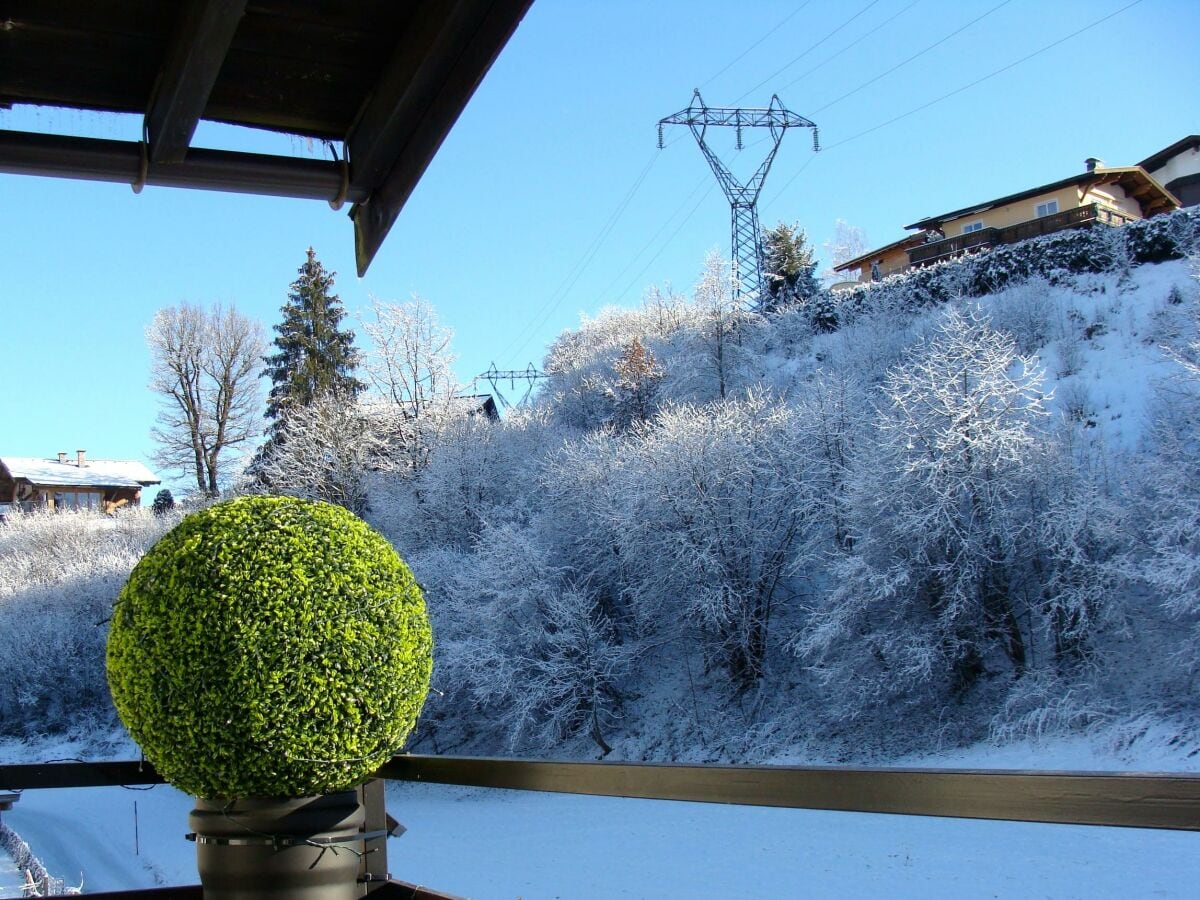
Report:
1138,335,1200,664
799,307,1048,712
822,219,869,283
691,250,759,401
617,392,814,688
792,368,866,550
610,338,663,429
249,393,390,515
359,294,462,470
761,221,821,311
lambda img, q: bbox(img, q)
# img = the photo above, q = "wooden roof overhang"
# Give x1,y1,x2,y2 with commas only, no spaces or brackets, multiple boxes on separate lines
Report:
0,0,533,274
833,233,928,273
1138,135,1200,174
904,166,1180,232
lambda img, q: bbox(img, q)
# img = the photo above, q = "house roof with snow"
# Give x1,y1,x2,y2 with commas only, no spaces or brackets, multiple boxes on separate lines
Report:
0,456,160,489
904,166,1179,232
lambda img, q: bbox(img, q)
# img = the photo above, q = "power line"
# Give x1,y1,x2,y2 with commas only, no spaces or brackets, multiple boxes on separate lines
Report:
764,0,1145,208
495,2,830,365
765,153,821,207
700,1,815,90
495,151,659,362
778,0,924,96
811,0,1014,114
593,173,710,302
820,0,1146,153
612,183,719,306
734,0,885,104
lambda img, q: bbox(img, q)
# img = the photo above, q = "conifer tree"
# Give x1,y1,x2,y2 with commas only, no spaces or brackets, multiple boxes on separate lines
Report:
263,248,364,434
761,221,821,311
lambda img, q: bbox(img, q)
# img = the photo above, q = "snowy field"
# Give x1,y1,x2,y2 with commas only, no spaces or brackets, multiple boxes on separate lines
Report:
0,851,23,899
2,729,1198,898
2,778,1198,899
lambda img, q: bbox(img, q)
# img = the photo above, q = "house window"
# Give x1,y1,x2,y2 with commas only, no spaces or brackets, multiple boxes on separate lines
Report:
51,490,100,510
1036,199,1059,217
962,221,984,234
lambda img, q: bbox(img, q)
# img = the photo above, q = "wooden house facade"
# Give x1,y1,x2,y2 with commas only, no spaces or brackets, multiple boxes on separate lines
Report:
0,451,160,516
835,162,1180,283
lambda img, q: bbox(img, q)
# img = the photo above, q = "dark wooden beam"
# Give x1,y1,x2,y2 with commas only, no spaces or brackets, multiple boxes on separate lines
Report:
145,0,248,164
378,755,1200,832
81,882,462,899
7,755,1200,832
0,130,368,203
0,759,163,790
346,0,471,194
350,0,534,275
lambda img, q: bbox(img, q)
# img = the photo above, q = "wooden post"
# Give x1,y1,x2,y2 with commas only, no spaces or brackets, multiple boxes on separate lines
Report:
358,779,389,895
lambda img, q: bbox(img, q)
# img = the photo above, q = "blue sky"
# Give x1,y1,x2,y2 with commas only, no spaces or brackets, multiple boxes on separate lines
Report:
2,0,1198,497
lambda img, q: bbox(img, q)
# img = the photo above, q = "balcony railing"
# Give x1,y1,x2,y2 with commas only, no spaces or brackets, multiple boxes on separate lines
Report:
2,755,1198,897
908,202,1138,267
908,225,1001,266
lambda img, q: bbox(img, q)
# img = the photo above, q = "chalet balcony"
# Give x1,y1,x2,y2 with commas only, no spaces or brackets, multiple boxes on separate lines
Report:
907,202,1139,267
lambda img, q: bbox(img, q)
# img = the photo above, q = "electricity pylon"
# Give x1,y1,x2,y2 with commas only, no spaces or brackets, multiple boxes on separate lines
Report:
478,363,548,409
658,89,817,308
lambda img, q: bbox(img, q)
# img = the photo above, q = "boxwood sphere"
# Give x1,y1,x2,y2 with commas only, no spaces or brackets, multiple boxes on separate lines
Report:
107,495,432,800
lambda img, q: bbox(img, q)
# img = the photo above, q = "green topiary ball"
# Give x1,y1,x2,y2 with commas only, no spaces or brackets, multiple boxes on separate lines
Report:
107,495,432,800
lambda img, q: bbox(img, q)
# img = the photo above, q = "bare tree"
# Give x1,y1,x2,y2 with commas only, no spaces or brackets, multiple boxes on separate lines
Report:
148,302,265,496
359,295,460,469
822,219,869,283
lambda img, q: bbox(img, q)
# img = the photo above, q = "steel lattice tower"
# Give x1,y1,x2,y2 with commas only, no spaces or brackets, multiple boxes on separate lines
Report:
658,90,817,308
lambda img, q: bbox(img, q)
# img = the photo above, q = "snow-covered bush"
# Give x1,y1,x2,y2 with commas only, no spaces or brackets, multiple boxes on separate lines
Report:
0,508,180,736
413,522,630,754
827,209,1199,331
797,308,1048,714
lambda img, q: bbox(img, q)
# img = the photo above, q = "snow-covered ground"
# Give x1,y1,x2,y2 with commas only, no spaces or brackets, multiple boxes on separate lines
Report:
2,729,1197,898
0,849,25,900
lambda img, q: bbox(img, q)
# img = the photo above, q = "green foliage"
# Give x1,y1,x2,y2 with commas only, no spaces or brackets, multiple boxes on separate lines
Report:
107,496,432,799
263,248,364,434
151,489,175,516
762,221,821,310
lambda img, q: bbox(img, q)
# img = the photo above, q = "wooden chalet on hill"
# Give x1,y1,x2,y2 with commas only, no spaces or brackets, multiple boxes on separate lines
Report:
835,158,1181,284
0,450,160,515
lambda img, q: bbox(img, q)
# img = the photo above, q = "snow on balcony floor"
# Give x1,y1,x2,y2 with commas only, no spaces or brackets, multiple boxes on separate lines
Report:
3,778,1197,899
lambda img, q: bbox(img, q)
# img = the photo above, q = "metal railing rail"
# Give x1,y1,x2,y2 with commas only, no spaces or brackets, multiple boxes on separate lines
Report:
6,756,1196,832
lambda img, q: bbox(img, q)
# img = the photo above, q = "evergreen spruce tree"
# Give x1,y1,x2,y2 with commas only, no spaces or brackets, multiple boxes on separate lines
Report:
761,221,822,312
263,248,364,436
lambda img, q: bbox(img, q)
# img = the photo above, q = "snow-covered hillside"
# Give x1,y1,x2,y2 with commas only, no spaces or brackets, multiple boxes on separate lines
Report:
384,219,1200,764
1,213,1199,898
1,213,1198,769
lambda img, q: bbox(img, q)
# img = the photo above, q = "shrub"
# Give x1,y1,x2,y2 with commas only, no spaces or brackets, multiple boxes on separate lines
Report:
151,489,175,516
0,508,177,737
107,495,432,799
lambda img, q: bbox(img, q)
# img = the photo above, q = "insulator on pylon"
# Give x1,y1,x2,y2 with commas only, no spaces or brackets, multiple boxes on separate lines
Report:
812,127,820,152
736,125,743,150
657,123,664,149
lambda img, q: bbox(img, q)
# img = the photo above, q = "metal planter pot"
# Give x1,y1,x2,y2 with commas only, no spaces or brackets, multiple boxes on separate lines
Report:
188,790,365,900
